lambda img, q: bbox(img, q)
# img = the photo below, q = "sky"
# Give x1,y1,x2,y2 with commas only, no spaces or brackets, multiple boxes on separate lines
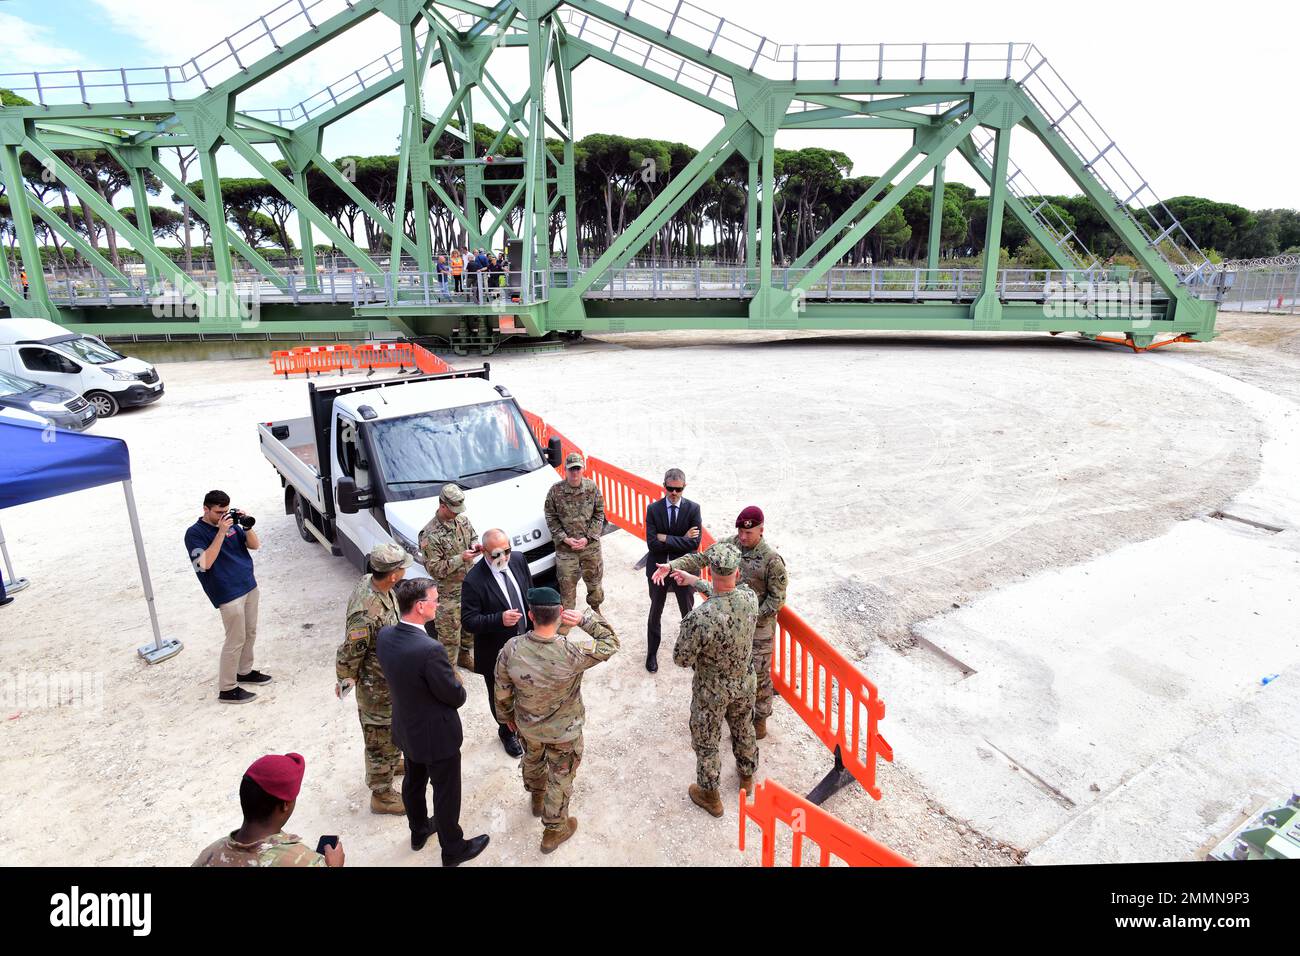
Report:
0,0,1294,223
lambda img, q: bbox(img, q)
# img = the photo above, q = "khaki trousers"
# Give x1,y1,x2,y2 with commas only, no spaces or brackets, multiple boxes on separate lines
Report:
217,587,259,692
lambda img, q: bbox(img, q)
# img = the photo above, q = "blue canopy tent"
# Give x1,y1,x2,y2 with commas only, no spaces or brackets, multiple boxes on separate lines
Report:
0,419,182,663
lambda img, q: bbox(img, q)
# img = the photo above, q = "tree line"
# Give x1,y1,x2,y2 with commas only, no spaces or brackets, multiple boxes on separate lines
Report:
3,88,1298,273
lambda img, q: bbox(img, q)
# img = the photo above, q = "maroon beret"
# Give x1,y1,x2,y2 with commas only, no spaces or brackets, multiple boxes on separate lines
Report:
245,752,306,802
735,506,764,529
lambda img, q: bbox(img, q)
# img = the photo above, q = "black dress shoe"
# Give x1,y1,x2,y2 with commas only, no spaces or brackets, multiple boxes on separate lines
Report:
500,732,523,758
411,827,432,851
646,655,658,673
0,597,14,608
442,834,489,867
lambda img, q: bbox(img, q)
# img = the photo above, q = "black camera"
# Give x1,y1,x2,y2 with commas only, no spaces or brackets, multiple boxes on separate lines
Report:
226,508,256,529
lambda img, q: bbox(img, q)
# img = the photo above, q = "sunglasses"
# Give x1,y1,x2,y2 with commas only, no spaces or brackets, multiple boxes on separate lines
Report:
489,547,512,559
664,485,685,493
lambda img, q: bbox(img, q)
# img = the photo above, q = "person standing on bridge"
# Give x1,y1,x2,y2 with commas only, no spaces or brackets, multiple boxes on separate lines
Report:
544,453,606,633
450,249,464,295
436,255,451,300
654,506,786,740
20,269,29,299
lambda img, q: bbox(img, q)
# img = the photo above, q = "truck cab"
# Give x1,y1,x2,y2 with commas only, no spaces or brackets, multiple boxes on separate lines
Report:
260,365,562,580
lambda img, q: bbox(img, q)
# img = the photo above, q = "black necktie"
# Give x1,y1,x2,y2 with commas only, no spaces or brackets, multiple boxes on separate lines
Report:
503,568,524,633
669,503,677,528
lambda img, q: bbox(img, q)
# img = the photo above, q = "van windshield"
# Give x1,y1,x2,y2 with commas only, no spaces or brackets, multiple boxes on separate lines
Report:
368,400,544,496
48,335,120,365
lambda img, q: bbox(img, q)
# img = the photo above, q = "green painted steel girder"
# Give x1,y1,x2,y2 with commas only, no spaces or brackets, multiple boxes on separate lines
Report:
0,0,1216,345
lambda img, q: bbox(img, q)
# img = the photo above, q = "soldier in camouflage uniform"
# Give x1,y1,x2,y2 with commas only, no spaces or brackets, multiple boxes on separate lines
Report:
418,483,481,668
669,543,760,817
336,542,410,815
494,586,619,854
544,453,606,632
193,752,345,867
655,505,787,739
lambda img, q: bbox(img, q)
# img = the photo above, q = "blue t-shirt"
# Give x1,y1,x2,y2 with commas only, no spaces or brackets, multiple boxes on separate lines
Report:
184,519,257,608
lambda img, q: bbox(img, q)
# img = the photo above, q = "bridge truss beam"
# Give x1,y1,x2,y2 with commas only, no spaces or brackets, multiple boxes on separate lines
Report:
0,0,1216,343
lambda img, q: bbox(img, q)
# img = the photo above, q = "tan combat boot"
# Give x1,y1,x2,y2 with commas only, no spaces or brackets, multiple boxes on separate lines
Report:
530,792,544,817
688,784,724,818
370,789,405,814
738,775,754,794
753,717,767,740
540,817,578,853
457,649,475,670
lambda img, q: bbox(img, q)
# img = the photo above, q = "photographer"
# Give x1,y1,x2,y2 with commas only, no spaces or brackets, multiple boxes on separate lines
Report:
184,490,270,704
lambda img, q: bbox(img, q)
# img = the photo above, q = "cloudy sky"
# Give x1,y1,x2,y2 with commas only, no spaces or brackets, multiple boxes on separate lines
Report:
1,0,1293,214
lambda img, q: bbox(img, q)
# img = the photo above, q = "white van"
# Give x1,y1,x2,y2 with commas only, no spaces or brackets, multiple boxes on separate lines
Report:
0,319,163,417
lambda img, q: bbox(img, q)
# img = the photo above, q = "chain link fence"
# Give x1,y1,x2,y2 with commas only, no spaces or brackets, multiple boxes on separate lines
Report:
1213,265,1300,315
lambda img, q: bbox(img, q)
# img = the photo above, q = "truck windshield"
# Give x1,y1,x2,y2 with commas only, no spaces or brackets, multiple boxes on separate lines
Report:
368,400,545,495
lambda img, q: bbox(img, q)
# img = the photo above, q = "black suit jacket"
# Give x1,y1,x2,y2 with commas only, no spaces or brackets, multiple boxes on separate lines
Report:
461,552,533,676
645,497,702,578
375,620,466,763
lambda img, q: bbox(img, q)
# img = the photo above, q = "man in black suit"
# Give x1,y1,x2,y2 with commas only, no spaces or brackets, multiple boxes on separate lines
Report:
644,467,702,672
376,578,489,866
461,528,532,757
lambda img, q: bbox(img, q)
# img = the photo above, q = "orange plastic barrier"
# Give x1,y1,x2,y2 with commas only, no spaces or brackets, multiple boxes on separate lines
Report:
583,456,661,542
773,607,893,799
293,344,354,376
269,349,299,378
739,779,912,867
411,344,454,375
353,342,414,372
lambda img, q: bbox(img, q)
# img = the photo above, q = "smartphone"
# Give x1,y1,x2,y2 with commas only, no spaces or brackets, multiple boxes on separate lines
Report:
316,835,339,855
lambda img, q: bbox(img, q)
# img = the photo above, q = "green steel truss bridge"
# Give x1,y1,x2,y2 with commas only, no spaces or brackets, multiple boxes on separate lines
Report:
0,0,1220,346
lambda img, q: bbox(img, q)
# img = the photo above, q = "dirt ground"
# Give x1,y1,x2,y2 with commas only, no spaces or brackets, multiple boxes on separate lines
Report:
0,315,1285,867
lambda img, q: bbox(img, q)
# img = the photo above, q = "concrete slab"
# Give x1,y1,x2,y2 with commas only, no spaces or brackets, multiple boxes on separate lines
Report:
878,351,1300,858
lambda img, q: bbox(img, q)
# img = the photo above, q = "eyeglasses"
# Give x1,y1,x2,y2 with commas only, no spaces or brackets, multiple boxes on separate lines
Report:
489,547,511,559
664,485,684,493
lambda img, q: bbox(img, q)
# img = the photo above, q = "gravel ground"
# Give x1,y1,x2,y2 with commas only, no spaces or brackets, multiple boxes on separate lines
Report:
0,318,1269,866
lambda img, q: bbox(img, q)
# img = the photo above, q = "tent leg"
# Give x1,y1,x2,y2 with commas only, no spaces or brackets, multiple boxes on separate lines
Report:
123,480,183,665
0,518,32,594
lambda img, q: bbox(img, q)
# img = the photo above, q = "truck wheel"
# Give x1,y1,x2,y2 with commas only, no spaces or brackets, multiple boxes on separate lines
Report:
292,491,316,543
87,391,119,418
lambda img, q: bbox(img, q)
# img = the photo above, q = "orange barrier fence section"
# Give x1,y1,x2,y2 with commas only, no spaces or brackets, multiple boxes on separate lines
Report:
269,350,299,378
411,344,454,375
739,780,912,867
774,607,893,800
354,342,413,371
297,344,354,375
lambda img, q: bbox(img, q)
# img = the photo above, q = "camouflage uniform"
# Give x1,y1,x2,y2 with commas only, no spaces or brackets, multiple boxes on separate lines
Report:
544,470,606,619
494,609,619,831
336,574,401,794
674,571,760,792
670,536,787,720
192,831,326,867
418,511,479,665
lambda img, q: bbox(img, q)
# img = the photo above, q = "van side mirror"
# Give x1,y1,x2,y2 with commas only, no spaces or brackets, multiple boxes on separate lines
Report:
336,476,372,515
547,437,562,468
